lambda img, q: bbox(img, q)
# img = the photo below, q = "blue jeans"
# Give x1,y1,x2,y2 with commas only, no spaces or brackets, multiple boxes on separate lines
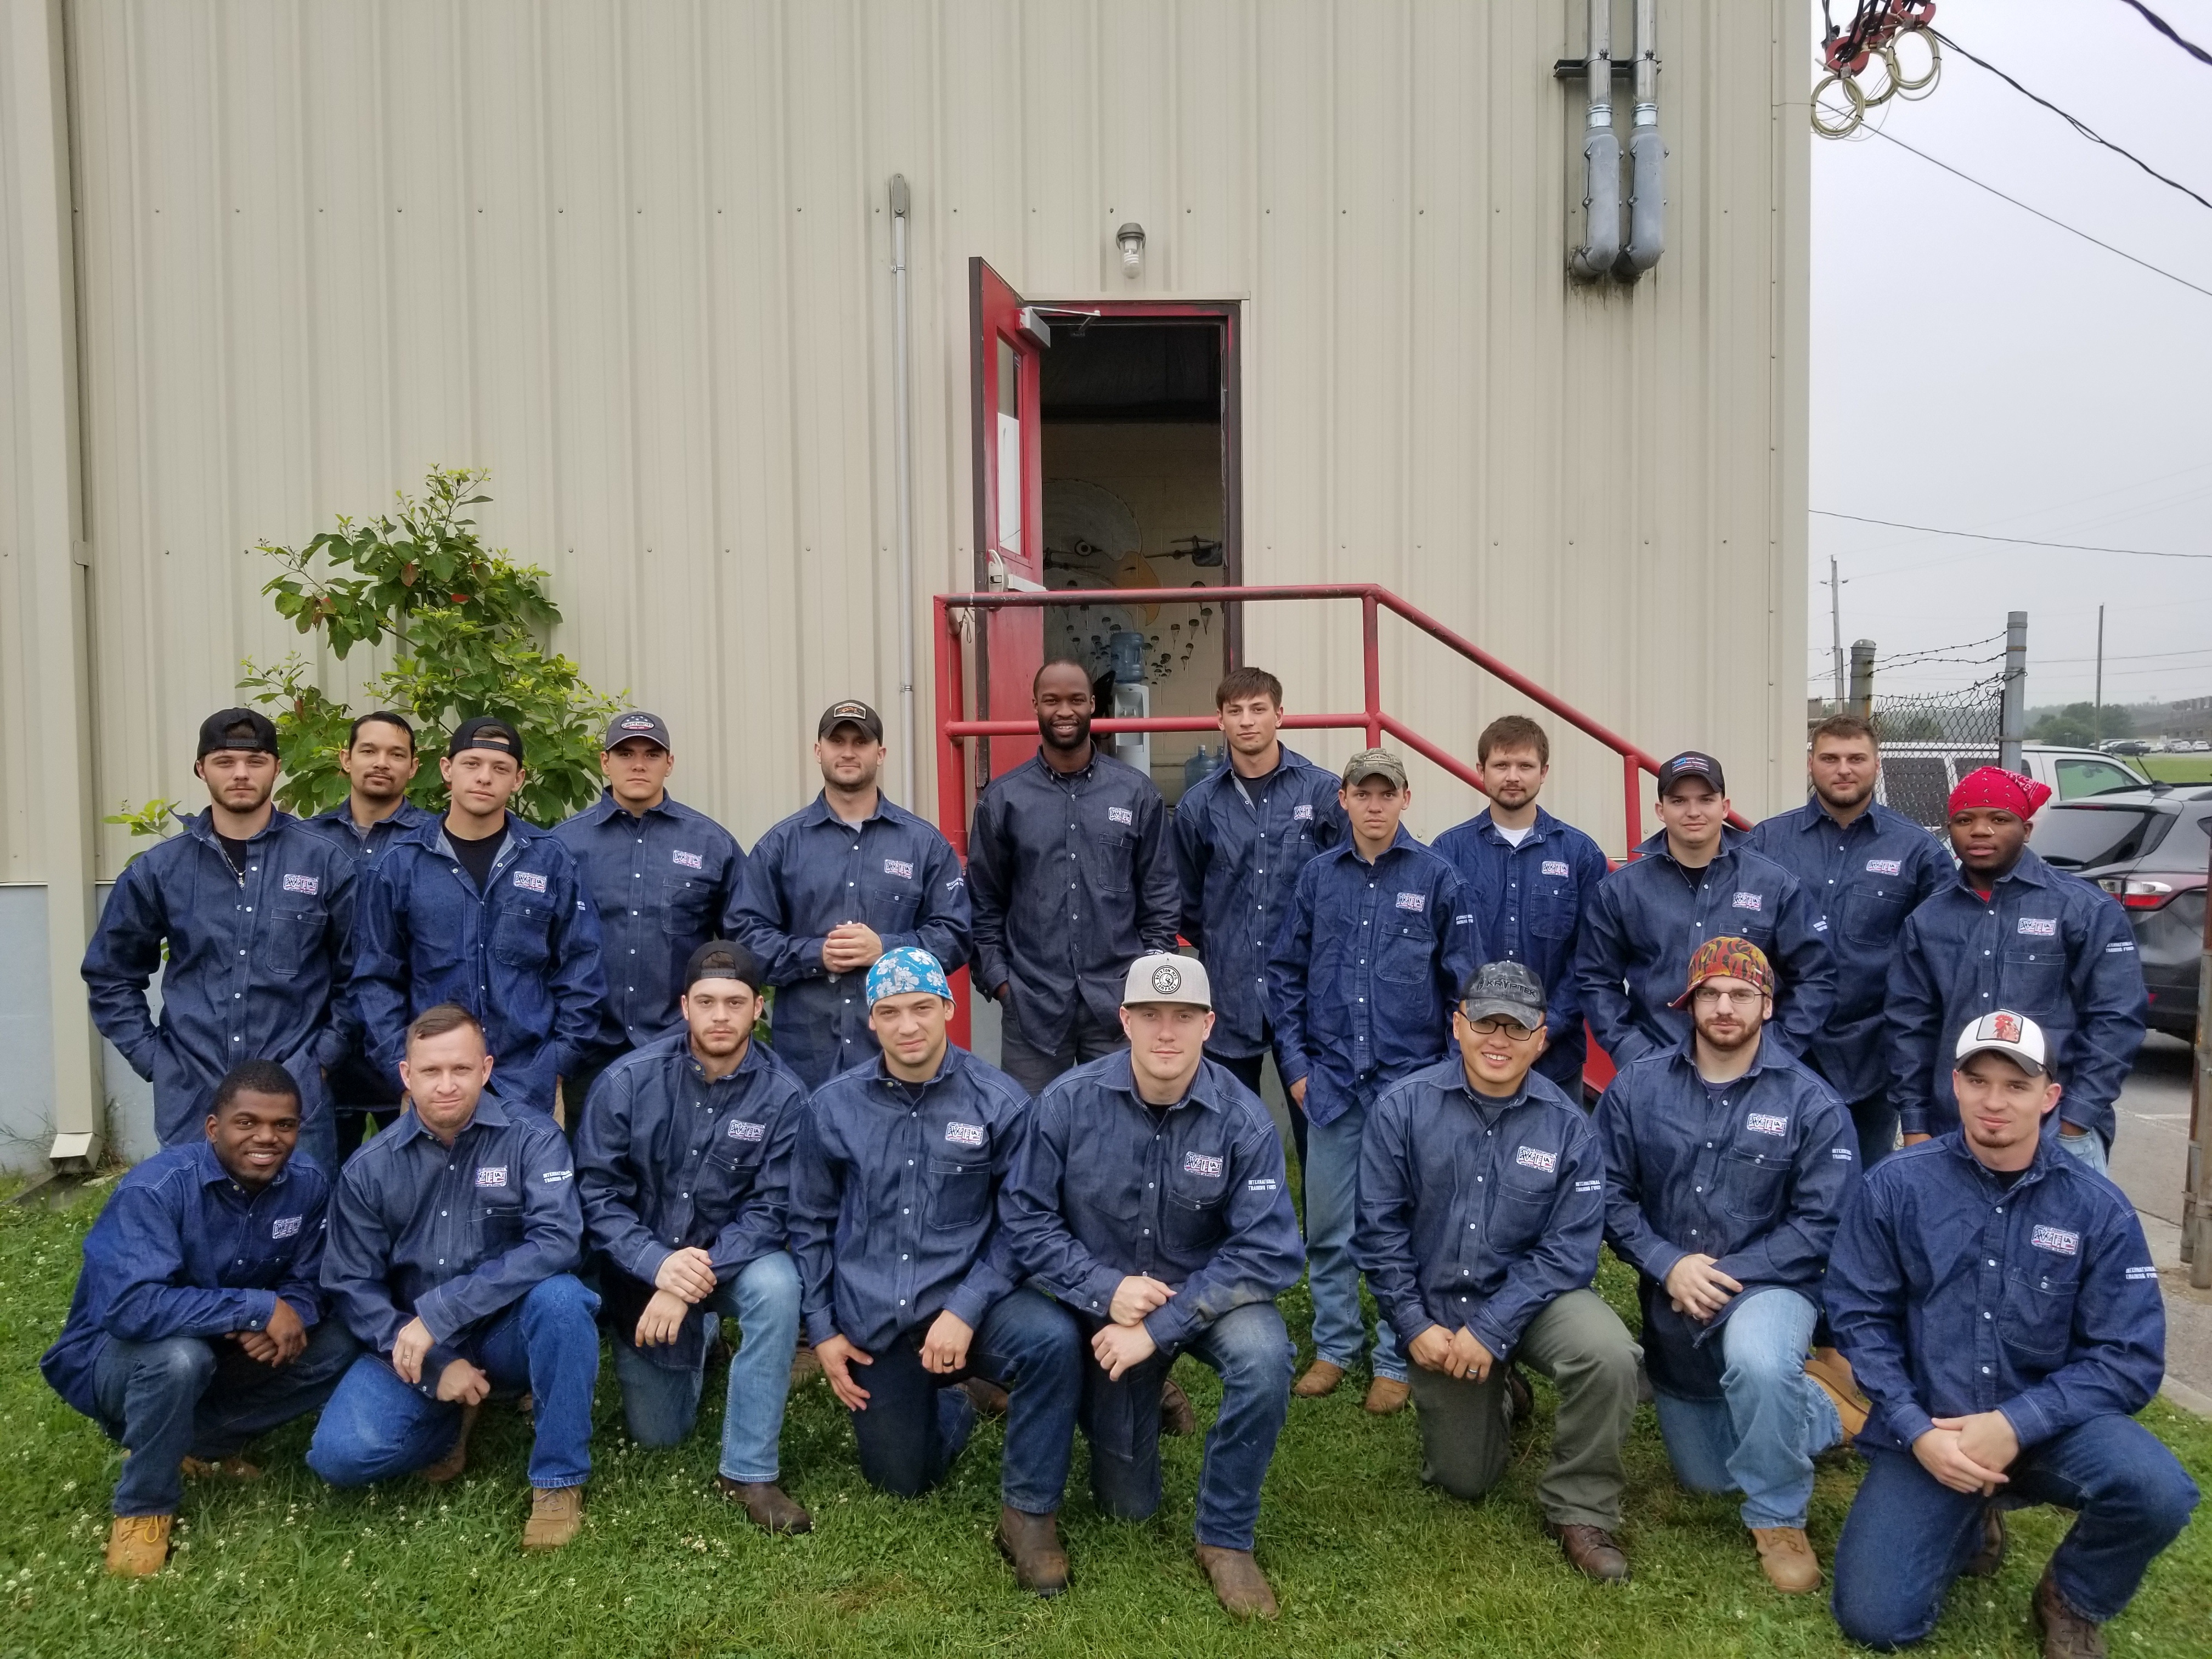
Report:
1651,1288,1842,1529
295,1106,340,1181
611,1251,799,1485
2056,1128,2109,1175
1305,1103,1405,1380
1077,1300,1294,1551
845,1289,1081,1514
92,1321,358,1516
308,1274,601,1491
1833,1417,2198,1645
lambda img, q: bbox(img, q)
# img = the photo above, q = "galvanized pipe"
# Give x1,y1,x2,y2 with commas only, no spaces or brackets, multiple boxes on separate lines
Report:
1567,0,1622,280
1617,0,1664,278
1999,611,2027,773
891,175,917,806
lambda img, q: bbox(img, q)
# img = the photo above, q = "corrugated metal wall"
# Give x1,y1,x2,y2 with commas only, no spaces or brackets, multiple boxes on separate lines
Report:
11,0,1807,879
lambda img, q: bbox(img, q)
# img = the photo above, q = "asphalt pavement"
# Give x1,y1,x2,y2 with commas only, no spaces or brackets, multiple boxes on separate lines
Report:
2108,1031,2212,1417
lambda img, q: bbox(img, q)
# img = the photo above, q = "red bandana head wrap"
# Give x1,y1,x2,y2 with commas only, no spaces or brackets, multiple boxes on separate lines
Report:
1947,766,2051,821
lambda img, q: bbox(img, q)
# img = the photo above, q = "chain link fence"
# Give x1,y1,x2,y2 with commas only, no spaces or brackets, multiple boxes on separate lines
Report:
1866,672,2008,827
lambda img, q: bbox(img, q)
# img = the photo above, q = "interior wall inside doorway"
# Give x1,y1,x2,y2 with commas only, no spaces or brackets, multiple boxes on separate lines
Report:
1041,420,1226,804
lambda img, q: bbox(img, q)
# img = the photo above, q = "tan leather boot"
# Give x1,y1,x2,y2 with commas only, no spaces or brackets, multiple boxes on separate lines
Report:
421,1403,479,1485
1291,1359,1344,1398
521,1485,584,1551
1194,1544,1279,1620
105,1514,172,1578
1751,1526,1822,1594
1363,1376,1411,1415
995,1505,1070,1596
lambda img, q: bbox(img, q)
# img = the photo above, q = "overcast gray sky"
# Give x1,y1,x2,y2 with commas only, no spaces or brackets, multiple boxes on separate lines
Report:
1809,0,2212,710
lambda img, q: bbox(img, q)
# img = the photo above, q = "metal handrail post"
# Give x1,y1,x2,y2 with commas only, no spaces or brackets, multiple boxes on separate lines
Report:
1623,753,1645,860
933,599,968,858
1362,592,1383,747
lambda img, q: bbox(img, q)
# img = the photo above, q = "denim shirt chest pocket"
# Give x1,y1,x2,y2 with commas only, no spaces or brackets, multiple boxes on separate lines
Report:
1720,889,1779,946
1842,882,1907,949
1164,1144,1232,1253
491,891,555,969
2001,919,2067,1007
926,1142,991,1231
472,1174,526,1256
2001,1231,2082,1357
1085,826,1136,895
262,893,327,978
865,861,924,929
660,870,715,934
1375,909,1433,985
1529,877,1579,940
1717,1128,1792,1222
699,1116,770,1221
1487,1139,1558,1252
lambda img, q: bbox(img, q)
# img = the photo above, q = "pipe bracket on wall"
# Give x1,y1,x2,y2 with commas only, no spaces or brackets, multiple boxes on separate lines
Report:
1566,0,1621,280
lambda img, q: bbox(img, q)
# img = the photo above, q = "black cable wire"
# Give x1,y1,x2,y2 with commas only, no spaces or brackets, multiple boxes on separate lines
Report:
2115,0,2212,68
1930,27,2212,215
1814,509,2212,560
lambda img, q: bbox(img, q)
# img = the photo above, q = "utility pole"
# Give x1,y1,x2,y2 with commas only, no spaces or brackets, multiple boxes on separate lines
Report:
2094,603,2106,741
1999,611,2028,774
1828,555,1844,708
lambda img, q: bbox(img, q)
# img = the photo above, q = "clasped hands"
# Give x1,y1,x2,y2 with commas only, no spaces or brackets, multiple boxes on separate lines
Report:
1407,1323,1497,1383
817,1312,975,1412
1914,1410,2021,1496
228,1296,308,1367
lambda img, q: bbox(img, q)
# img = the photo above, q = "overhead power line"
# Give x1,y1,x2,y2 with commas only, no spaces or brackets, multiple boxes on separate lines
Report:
1931,27,2212,215
1854,123,2212,302
1812,510,2212,561
2117,0,2212,68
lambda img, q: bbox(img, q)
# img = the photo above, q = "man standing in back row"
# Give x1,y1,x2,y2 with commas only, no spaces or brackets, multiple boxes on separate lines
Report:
1747,715,1947,1167
968,659,1180,1096
735,700,970,1090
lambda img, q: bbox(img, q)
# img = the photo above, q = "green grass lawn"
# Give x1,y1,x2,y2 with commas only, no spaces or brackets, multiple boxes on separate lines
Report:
2139,756,2212,786
2,1187,2208,1659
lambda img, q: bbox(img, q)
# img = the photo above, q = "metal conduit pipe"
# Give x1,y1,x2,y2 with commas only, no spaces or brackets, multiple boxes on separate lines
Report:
1617,0,1666,278
890,174,918,805
1566,0,1621,280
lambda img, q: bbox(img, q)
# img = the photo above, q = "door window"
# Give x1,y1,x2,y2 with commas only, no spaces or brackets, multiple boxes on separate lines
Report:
2055,758,2145,800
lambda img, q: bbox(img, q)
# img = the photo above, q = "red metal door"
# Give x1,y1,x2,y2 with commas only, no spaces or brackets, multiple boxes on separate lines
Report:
969,258,1049,776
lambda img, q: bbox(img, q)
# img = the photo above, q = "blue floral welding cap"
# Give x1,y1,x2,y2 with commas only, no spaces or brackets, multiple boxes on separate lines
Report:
866,946,953,1007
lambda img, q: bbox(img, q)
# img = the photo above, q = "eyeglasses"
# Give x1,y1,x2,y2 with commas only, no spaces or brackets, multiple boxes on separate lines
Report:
1691,985,1764,1008
1463,1015,1539,1041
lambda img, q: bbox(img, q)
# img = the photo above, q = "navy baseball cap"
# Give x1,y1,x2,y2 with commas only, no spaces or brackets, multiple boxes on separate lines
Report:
448,715,524,763
684,939,765,994
196,707,279,760
1655,750,1726,797
603,710,672,751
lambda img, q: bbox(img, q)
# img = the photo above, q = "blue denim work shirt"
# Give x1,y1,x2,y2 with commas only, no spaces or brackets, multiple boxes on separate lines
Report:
1265,829,1483,1128
1172,745,1348,1059
1824,1133,2164,1453
41,1141,330,1419
1000,1053,1305,1348
351,813,610,1109
1573,830,1835,1068
308,799,438,1106
550,791,747,1051
320,1093,582,1397
1746,799,1949,1104
1598,1036,1858,1397
1432,807,1612,1092
967,750,1181,1040
1353,1059,1604,1361
731,793,972,1089
788,1045,1031,1354
573,1030,805,1369
83,809,360,1146
1888,848,2146,1145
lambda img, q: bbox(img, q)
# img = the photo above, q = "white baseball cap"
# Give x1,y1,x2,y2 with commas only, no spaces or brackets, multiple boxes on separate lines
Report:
1954,1009,2048,1077
1122,952,1212,1009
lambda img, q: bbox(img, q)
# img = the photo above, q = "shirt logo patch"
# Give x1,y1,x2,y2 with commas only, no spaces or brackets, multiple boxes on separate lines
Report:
1746,1113,1789,1137
271,1215,302,1239
1182,1152,1224,1178
2032,1224,2080,1256
1248,1177,1279,1192
2018,916,2057,937
475,1165,508,1188
1514,1146,1557,1174
1542,860,1572,877
1832,1147,1854,1160
883,858,915,881
728,1120,765,1143
511,870,548,894
1293,804,1314,821
672,849,704,870
280,873,319,895
2106,940,2136,953
1107,806,1135,826
944,1121,985,1147
1731,891,1764,912
1574,1179,1602,1193
543,1169,572,1183
1396,891,1426,912
2125,1265,2158,1282
1865,858,1901,876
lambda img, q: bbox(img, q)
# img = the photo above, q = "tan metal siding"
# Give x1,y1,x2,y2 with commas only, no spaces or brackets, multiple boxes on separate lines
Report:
24,0,1807,879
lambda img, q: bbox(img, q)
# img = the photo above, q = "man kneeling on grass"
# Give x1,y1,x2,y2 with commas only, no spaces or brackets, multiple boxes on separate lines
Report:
1826,1012,2198,1656
791,948,1082,1594
576,941,812,1534
42,1060,359,1578
308,1004,601,1551
1002,954,1305,1619
1355,961,1643,1583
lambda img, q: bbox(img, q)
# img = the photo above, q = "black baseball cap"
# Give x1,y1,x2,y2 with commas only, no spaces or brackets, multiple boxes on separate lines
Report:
1460,961,1547,1029
818,699,884,742
1654,750,1726,797
684,939,765,995
603,710,672,751
196,707,279,760
448,715,525,763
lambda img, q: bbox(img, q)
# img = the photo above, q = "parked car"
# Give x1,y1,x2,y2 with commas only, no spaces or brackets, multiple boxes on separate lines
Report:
2035,786,2211,1041
1872,743,2152,832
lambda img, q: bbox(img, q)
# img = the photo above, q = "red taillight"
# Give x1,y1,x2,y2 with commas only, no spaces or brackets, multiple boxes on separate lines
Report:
2114,878,2203,910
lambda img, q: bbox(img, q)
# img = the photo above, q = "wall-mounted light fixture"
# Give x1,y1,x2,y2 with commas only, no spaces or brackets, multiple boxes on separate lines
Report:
1116,222,1146,278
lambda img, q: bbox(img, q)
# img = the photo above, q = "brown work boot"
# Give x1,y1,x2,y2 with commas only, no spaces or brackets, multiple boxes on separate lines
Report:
421,1403,480,1485
104,1514,172,1578
1161,1376,1198,1436
962,1376,1011,1419
1194,1543,1279,1620
995,1505,1070,1596
1965,1502,2008,1578
521,1485,583,1551
1363,1375,1411,1415
2034,1565,2107,1658
1804,1350,1870,1446
1545,1520,1631,1582
790,1341,825,1389
1506,1365,1534,1424
180,1454,261,1481
1291,1359,1344,1398
1751,1526,1822,1594
716,1476,812,1534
